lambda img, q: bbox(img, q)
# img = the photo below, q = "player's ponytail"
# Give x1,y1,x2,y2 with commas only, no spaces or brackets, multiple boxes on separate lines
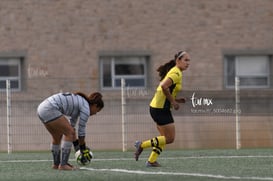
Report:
157,60,175,81
74,92,104,109
157,51,185,81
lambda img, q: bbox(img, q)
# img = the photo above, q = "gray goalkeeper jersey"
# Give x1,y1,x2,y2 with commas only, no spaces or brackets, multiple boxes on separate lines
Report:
46,92,90,137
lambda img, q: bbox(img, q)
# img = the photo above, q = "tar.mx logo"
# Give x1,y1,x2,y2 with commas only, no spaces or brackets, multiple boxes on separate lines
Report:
190,92,213,108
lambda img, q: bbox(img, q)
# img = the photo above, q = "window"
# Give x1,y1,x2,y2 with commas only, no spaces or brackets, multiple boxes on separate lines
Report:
0,58,22,91
225,55,270,88
100,55,149,89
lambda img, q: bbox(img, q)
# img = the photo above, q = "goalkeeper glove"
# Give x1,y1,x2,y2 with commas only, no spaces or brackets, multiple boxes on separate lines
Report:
80,144,92,164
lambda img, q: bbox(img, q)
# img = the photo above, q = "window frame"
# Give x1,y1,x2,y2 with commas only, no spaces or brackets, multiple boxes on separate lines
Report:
0,57,22,91
99,52,150,90
224,53,271,89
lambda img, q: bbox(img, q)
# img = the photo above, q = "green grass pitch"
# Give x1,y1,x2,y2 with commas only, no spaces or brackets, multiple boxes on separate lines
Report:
1,148,273,181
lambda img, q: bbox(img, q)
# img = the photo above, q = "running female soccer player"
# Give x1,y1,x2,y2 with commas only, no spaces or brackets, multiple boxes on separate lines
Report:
37,92,104,170
134,51,190,167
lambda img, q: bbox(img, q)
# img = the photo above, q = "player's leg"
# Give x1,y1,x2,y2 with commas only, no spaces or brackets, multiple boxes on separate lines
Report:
141,135,166,149
43,119,63,169
134,135,166,161
146,123,175,166
145,108,174,166
45,116,76,170
50,134,62,169
157,123,175,144
135,107,170,162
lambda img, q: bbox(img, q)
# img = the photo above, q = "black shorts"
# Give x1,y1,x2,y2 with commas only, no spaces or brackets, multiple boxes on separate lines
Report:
149,107,174,126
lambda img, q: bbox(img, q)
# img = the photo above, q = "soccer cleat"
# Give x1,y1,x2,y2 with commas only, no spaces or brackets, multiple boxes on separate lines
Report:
134,141,143,161
145,161,161,167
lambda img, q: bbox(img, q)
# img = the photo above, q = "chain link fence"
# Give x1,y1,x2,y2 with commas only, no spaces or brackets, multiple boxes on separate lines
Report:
1,77,273,152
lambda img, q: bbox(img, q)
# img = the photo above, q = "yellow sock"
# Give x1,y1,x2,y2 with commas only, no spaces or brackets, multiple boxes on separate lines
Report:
141,136,166,149
148,146,163,163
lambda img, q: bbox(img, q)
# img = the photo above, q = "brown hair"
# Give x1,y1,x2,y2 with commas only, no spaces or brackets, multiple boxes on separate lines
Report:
74,92,104,109
157,51,185,81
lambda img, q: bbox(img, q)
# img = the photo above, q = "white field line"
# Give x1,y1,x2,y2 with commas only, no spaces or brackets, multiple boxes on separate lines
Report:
1,156,273,180
0,159,52,163
80,167,273,181
1,155,273,163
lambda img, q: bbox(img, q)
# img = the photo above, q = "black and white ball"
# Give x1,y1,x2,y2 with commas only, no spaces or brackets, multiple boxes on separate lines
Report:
75,148,94,165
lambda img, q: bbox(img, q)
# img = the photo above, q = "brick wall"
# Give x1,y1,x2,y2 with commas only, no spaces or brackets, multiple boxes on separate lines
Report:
0,0,272,98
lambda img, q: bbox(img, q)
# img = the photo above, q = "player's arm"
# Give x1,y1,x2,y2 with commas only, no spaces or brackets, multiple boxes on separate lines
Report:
175,97,186,103
77,107,89,147
77,117,88,150
78,136,85,147
72,136,88,153
160,78,179,110
78,111,92,163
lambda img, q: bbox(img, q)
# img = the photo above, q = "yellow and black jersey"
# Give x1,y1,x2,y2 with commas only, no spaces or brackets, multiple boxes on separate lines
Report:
150,66,182,109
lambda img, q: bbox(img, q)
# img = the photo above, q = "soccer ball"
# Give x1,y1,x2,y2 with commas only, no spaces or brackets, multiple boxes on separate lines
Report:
74,148,94,165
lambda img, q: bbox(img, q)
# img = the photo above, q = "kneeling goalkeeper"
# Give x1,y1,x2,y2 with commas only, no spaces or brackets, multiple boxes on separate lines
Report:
37,92,104,170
